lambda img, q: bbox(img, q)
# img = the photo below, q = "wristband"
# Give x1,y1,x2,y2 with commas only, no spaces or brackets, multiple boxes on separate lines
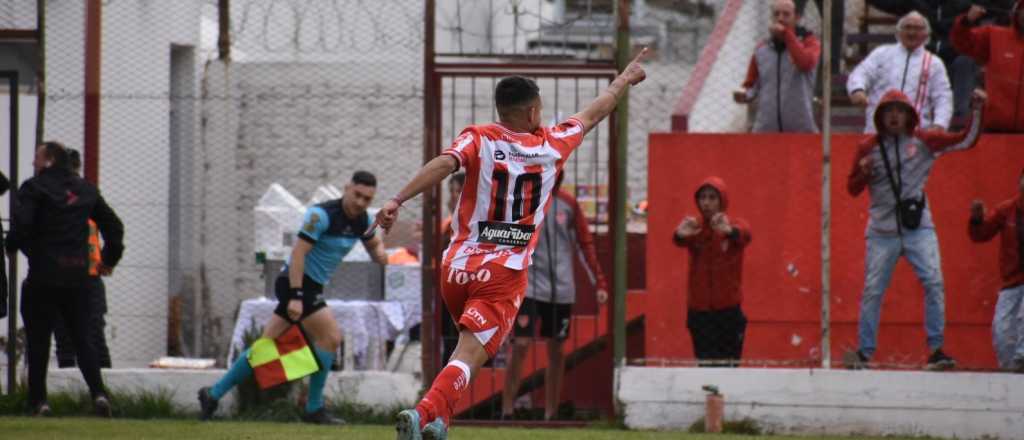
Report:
290,287,303,299
390,197,404,207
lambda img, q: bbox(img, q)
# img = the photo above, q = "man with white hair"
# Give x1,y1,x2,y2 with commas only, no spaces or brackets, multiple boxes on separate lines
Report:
848,11,953,133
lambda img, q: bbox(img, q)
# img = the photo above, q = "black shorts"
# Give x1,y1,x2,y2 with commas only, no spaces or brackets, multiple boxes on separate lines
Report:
513,297,572,340
273,273,327,322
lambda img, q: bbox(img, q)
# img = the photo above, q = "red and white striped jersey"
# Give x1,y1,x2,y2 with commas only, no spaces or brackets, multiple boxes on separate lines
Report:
442,118,586,272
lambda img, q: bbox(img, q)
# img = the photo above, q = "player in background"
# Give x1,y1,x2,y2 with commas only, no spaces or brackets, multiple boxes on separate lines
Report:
501,170,608,420
376,48,649,440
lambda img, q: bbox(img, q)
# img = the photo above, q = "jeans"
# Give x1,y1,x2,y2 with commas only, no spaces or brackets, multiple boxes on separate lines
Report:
992,284,1024,369
858,228,946,358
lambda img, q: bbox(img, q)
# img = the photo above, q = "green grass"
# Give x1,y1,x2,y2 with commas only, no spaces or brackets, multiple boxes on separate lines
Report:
0,417,950,440
0,386,403,424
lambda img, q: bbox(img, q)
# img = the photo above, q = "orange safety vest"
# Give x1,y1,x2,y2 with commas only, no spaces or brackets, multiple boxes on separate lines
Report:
87,219,102,276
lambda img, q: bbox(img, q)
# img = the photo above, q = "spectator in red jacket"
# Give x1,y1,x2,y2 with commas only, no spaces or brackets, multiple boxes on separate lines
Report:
951,1,1024,132
673,177,752,367
968,171,1024,372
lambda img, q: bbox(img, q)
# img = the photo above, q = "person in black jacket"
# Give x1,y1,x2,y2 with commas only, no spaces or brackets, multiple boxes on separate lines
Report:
5,141,124,417
53,150,112,369
0,170,8,320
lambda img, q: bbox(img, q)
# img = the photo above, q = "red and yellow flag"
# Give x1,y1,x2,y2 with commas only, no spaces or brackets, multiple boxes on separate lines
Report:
248,325,321,390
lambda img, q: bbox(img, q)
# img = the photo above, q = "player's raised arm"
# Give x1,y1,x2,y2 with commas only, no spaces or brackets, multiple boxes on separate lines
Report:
374,154,459,233
571,47,649,136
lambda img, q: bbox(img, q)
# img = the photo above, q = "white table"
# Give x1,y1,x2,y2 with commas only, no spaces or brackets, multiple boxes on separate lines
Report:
227,298,407,370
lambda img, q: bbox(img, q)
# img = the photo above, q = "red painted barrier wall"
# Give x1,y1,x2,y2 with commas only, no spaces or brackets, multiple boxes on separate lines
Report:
646,133,1024,369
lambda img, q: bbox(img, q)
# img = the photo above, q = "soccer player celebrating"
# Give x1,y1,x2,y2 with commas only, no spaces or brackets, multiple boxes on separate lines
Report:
376,49,649,440
198,171,388,424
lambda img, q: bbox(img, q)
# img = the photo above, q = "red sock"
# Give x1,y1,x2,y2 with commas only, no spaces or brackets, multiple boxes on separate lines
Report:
416,360,471,428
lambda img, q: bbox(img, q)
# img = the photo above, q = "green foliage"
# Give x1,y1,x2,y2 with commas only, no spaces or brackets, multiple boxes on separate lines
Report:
0,386,184,419
0,327,27,369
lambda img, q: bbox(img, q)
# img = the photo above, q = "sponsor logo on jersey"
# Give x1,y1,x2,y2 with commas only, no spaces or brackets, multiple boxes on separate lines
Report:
461,246,516,258
508,150,542,163
466,307,488,326
493,149,544,163
477,221,535,247
447,266,494,285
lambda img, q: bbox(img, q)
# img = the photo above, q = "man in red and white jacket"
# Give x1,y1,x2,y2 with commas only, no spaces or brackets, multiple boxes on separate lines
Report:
848,11,953,133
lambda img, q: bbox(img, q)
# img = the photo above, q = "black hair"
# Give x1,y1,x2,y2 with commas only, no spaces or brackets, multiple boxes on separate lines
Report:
41,141,71,171
450,172,466,186
495,76,540,114
68,149,82,173
351,170,377,187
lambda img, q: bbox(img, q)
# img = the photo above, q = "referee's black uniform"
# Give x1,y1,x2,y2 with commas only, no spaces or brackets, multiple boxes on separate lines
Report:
6,157,124,411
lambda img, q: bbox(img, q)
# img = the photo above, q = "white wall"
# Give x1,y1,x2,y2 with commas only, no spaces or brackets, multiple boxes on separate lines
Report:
38,1,204,367
619,367,1024,439
435,0,550,55
688,0,765,133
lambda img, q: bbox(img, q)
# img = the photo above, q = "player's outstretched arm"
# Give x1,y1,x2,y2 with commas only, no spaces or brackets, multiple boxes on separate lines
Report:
572,47,649,136
374,154,459,233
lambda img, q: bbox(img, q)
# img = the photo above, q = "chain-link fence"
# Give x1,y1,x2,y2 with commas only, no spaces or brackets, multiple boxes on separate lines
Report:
2,0,1022,418
2,0,426,371
642,0,1024,373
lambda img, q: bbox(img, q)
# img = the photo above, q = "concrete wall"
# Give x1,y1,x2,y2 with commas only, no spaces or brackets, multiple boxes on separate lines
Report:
687,0,764,133
619,367,1024,439
3,1,205,367
646,134,1024,368
435,1,549,55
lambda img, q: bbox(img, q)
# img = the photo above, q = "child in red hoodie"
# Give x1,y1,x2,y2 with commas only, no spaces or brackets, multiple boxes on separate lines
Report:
673,177,752,367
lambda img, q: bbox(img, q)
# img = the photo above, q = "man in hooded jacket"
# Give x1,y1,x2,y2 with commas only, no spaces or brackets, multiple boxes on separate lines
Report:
846,88,986,370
